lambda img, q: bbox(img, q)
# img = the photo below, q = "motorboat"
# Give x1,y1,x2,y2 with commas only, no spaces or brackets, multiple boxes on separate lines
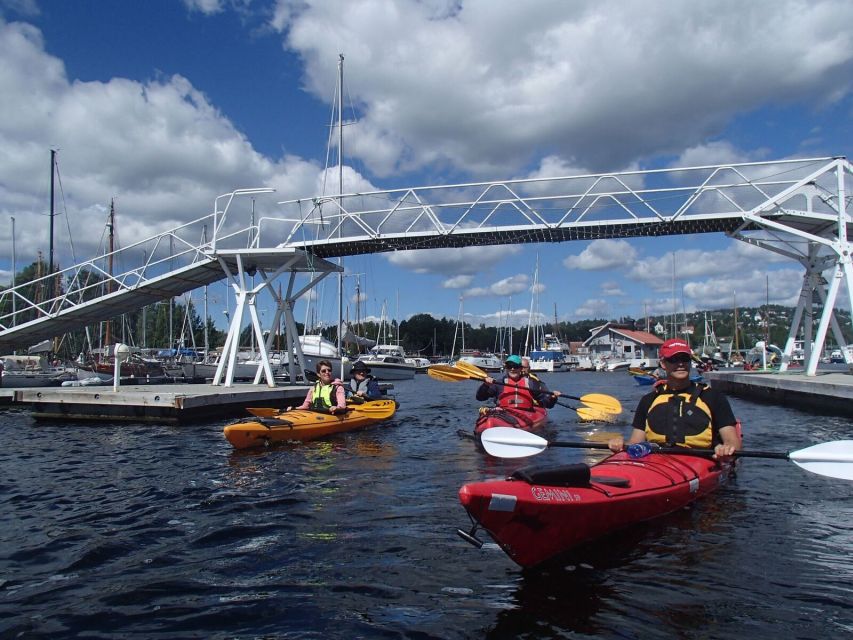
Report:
1,354,75,388
405,356,432,373
457,351,503,372
357,345,416,380
181,350,284,381
279,334,351,380
528,334,569,372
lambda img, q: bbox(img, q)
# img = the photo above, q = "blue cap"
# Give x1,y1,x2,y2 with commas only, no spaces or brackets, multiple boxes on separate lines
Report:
505,355,522,366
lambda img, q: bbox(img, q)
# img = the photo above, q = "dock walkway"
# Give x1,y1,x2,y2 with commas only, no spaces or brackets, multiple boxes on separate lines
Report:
12,384,310,423
707,369,853,417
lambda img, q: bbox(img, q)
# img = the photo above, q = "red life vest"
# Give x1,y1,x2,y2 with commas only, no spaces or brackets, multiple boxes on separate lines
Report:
497,376,536,410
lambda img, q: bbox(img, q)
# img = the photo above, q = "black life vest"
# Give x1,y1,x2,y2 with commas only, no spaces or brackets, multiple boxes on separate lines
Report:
644,383,714,448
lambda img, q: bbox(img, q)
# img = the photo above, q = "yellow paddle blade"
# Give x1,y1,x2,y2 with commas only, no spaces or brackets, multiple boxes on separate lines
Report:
454,360,489,379
579,393,622,414
576,406,618,423
349,399,398,419
427,364,472,382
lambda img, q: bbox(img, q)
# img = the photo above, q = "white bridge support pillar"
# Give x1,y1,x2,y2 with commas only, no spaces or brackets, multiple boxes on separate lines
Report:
733,158,853,377
211,250,341,388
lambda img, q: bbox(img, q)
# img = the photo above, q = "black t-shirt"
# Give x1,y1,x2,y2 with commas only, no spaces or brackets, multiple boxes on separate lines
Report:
632,382,736,446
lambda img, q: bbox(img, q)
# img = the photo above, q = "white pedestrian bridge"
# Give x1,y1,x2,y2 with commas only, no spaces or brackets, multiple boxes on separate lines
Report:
1,156,850,383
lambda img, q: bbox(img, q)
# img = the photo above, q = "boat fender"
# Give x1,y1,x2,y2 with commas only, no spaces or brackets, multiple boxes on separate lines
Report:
511,464,591,488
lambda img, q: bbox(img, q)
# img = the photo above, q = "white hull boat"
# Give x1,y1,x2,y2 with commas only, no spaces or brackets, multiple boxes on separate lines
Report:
457,353,503,372
358,345,416,380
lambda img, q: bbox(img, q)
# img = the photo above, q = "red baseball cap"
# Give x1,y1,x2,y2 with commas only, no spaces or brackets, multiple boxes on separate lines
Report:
660,339,692,359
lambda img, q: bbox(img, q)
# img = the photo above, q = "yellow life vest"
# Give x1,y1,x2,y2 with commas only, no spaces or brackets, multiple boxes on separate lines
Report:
644,383,714,449
311,381,335,410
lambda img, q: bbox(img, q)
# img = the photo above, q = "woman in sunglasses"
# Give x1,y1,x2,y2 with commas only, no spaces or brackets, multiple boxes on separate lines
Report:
476,355,559,410
608,339,741,459
290,359,347,414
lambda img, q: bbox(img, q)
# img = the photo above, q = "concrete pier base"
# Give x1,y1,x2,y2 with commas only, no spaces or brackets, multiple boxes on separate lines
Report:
707,370,853,417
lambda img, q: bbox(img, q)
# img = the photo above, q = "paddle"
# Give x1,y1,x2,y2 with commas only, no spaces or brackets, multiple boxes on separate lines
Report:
479,427,853,480
429,364,585,417
576,406,619,423
430,363,622,414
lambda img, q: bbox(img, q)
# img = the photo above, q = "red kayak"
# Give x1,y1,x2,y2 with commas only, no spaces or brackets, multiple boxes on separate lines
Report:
473,405,548,438
458,451,732,568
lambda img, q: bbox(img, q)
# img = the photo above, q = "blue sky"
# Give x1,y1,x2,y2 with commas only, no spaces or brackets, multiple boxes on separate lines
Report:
0,0,851,339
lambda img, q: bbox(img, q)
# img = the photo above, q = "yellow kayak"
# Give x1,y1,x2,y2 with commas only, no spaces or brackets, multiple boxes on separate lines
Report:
223,399,398,449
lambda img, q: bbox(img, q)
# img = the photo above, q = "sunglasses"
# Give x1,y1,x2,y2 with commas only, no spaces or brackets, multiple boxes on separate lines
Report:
354,370,366,375
665,354,692,363
319,368,333,374
505,364,521,370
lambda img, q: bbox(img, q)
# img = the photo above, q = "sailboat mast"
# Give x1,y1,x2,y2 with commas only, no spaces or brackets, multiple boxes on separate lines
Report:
49,149,55,301
104,199,115,347
336,53,345,378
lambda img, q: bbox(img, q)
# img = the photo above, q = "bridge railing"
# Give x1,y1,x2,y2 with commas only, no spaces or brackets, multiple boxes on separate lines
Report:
268,157,845,253
0,188,282,332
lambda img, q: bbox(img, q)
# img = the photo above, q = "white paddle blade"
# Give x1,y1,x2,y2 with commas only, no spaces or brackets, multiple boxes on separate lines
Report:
480,427,549,458
789,440,853,481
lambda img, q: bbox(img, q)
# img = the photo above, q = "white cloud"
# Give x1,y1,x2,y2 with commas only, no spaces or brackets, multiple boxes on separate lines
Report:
673,140,759,168
0,17,334,266
182,0,225,15
385,244,521,275
464,273,530,298
628,243,787,292
442,275,473,289
572,298,611,319
563,239,638,270
601,281,624,296
271,0,853,176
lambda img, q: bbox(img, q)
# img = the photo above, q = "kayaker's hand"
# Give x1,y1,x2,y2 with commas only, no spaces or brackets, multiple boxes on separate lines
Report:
552,391,562,398
484,376,495,385
713,443,736,460
608,437,625,453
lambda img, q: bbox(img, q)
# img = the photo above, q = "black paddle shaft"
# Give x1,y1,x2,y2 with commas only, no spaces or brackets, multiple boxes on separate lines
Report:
548,440,790,460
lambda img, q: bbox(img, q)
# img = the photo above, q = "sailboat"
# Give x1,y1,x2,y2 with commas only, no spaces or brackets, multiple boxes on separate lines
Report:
525,259,567,372
355,301,415,380
454,296,503,372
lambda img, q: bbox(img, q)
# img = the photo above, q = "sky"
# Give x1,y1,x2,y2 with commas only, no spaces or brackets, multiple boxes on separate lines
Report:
0,0,852,340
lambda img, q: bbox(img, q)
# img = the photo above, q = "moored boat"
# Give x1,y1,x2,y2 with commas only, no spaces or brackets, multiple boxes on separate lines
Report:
223,398,398,449
457,351,503,372
458,449,732,568
357,345,416,380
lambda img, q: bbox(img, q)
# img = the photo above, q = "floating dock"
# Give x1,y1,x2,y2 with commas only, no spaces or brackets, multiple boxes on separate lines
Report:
13,384,311,423
707,369,853,417
10,381,396,423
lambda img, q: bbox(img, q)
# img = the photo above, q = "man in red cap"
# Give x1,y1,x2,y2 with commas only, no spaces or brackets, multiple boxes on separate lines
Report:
609,338,741,459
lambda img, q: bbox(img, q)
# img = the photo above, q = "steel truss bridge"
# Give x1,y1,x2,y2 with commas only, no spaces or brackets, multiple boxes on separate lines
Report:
1,156,850,385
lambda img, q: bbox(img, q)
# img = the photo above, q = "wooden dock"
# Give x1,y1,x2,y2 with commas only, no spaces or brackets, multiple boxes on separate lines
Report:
707,369,853,417
9,381,395,423
12,384,311,423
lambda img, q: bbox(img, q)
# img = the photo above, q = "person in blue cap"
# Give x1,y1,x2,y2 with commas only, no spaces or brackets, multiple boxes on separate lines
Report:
476,355,560,410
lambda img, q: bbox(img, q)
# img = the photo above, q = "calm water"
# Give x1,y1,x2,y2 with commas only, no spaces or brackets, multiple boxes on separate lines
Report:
1,372,851,639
